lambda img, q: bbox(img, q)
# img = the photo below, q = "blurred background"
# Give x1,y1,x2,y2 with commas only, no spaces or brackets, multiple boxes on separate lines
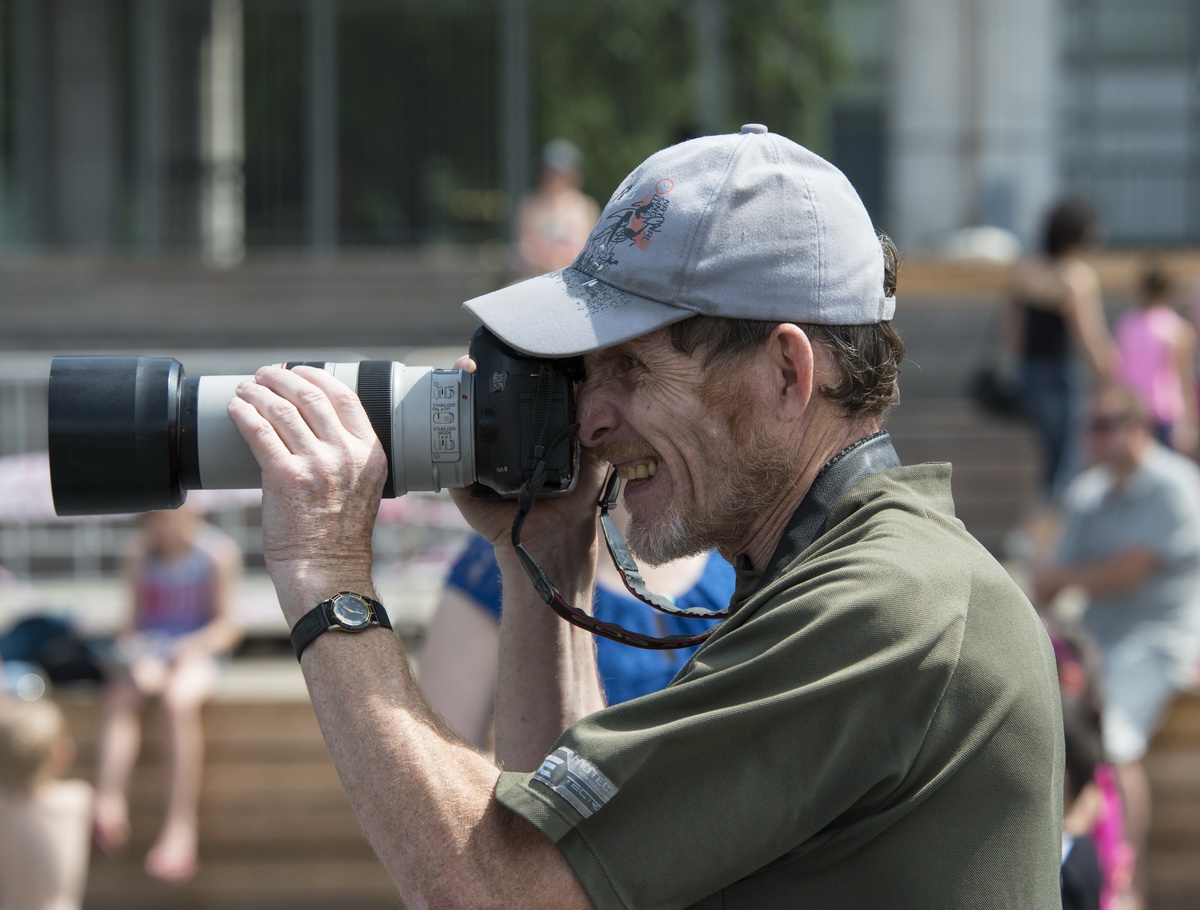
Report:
3,0,1199,258
2,1,1200,908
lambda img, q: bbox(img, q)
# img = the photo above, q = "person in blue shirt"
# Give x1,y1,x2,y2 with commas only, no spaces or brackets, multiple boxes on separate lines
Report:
419,507,734,749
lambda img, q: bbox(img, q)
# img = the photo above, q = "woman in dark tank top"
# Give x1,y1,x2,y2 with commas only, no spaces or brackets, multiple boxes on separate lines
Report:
1006,198,1114,504
1019,301,1070,361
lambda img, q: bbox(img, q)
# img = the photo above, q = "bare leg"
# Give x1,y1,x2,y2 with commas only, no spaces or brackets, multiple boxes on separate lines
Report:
93,672,147,855
144,652,218,883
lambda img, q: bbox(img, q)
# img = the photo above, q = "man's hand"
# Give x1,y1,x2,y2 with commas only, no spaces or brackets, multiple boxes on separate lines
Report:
227,365,388,622
445,355,608,560
447,452,609,551
227,365,596,910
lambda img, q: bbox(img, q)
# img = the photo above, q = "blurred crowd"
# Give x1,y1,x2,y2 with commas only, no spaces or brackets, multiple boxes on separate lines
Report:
1,506,244,906
997,196,1200,910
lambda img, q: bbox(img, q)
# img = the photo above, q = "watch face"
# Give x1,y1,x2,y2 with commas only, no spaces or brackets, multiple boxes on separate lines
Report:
330,593,373,630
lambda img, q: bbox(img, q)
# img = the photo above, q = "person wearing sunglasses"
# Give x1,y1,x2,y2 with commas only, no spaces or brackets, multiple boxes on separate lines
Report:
227,127,1064,909
1034,383,1200,910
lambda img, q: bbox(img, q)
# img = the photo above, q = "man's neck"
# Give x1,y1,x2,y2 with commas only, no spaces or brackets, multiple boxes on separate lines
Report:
728,419,881,572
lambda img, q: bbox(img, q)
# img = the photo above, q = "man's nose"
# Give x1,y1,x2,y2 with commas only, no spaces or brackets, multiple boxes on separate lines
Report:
576,382,619,449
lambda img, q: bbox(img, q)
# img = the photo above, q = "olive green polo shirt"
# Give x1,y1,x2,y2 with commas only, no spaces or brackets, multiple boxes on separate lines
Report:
496,457,1065,910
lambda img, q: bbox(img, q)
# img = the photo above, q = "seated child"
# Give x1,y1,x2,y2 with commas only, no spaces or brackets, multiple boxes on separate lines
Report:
0,698,94,910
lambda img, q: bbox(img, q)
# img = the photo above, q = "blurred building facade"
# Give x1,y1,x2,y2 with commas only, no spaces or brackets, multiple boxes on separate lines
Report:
0,0,1197,260
833,0,1200,250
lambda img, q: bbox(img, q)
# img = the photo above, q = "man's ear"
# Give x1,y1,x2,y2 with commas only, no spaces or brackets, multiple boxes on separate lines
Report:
769,324,814,419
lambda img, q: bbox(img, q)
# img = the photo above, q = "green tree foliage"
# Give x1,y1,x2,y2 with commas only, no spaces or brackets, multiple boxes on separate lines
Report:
243,0,841,246
533,0,843,202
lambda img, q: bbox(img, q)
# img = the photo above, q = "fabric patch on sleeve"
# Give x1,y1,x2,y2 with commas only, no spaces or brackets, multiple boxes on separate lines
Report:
532,746,618,819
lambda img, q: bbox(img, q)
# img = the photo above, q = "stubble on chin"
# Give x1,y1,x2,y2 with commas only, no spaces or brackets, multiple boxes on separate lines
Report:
624,497,697,567
625,380,800,567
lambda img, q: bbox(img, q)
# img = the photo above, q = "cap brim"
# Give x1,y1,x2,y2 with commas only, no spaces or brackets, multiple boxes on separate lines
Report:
463,267,695,358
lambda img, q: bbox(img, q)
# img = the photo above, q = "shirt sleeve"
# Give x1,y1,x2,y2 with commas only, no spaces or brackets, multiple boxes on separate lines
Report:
495,546,969,909
1121,478,1200,567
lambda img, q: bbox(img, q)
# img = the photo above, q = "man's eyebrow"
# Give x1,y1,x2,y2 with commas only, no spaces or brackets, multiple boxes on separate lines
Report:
588,343,638,366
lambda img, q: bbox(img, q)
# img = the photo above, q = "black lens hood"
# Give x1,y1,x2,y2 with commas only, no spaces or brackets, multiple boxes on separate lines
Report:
48,356,186,516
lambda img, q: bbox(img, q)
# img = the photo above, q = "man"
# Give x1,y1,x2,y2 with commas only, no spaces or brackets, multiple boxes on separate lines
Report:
227,125,1064,908
1035,383,1200,907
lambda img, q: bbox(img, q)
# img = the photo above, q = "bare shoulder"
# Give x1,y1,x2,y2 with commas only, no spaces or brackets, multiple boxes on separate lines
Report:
1007,258,1039,292
1009,257,1067,302
196,523,244,569
1060,257,1101,297
1173,310,1197,343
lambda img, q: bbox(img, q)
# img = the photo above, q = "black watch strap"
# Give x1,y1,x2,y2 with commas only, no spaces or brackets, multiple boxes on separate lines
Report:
290,592,392,662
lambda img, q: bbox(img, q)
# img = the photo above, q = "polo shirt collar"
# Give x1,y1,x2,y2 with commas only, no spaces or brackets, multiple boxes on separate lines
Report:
732,431,901,601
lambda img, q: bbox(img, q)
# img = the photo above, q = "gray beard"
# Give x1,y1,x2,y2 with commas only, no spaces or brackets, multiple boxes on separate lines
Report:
624,438,799,567
624,498,697,566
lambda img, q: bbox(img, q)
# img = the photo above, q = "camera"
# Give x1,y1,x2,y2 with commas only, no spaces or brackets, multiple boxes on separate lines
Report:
48,328,579,516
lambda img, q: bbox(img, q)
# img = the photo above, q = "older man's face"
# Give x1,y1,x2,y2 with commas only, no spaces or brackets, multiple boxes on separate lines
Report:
1084,402,1147,472
577,330,797,564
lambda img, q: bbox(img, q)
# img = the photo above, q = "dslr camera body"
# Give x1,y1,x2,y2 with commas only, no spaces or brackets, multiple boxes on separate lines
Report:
49,328,579,516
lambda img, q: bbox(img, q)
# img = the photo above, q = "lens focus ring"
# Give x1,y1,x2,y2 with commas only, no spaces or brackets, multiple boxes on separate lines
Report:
356,361,396,499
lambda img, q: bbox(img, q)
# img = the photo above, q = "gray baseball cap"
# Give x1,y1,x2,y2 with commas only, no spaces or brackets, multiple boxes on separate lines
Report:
465,124,895,358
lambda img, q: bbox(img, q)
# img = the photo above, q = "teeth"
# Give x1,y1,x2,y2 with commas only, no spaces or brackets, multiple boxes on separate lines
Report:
618,459,660,481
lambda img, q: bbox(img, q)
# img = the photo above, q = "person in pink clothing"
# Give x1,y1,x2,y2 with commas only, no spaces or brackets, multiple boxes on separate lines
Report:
1048,620,1135,910
1116,265,1197,455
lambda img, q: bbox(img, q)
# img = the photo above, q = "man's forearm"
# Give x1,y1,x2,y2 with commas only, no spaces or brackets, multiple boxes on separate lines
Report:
294,599,591,908
1039,548,1161,602
493,547,607,771
226,361,594,906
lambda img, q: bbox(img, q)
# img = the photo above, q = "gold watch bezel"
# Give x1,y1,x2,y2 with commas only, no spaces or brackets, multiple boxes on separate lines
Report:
329,592,374,630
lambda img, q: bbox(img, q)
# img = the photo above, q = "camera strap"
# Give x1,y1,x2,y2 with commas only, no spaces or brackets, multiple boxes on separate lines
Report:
596,472,731,624
510,376,724,649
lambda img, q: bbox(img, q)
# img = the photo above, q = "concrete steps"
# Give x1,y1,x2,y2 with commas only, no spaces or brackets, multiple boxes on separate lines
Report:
1144,694,1200,909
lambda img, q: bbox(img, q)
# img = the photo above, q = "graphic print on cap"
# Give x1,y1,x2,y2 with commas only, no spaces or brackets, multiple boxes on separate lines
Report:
580,177,675,273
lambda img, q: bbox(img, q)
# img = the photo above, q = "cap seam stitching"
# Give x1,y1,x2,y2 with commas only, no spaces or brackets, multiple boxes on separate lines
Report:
793,164,823,320
674,141,743,312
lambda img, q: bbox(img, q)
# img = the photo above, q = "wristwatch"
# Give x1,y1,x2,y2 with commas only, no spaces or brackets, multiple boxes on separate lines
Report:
290,591,392,661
